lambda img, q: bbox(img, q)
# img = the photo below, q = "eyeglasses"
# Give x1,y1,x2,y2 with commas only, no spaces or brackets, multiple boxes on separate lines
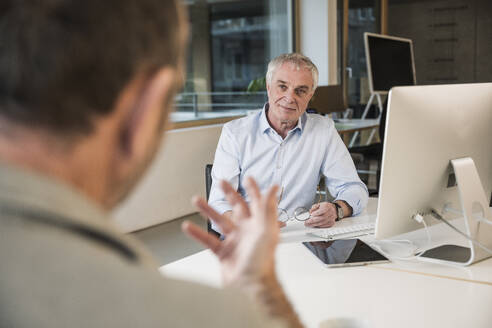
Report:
277,185,322,224
277,206,311,223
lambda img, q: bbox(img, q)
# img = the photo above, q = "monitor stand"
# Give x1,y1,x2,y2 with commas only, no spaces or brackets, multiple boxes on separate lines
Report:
349,92,384,148
420,244,471,264
418,157,492,266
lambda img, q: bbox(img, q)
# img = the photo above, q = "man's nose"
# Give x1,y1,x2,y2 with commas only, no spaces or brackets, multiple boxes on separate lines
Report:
284,89,296,103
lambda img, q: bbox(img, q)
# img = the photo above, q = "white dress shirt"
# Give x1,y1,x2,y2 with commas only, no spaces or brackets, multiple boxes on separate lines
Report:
209,105,368,224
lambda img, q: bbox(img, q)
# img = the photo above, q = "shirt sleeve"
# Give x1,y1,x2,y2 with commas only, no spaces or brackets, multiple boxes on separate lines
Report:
208,124,241,216
321,122,369,216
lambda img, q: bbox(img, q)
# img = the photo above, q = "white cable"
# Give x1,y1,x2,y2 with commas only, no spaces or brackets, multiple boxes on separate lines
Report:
370,239,419,261
416,215,432,257
373,208,492,262
443,204,492,225
370,214,433,262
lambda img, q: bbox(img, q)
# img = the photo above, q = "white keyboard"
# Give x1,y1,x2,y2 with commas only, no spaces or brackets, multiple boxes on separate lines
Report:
309,222,375,240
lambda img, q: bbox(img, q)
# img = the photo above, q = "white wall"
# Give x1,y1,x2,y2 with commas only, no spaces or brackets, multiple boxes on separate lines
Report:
112,124,223,233
299,0,338,85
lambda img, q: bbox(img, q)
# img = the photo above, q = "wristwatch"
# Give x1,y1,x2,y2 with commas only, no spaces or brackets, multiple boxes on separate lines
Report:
332,202,343,221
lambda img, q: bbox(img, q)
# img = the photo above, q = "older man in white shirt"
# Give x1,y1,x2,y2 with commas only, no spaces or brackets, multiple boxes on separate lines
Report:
209,53,368,231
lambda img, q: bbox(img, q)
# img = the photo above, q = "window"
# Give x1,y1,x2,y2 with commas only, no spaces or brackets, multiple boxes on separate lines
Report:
337,0,381,114
173,0,294,123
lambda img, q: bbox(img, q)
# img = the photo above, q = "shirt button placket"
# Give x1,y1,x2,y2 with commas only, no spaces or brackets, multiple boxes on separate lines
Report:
277,143,283,169
273,142,283,187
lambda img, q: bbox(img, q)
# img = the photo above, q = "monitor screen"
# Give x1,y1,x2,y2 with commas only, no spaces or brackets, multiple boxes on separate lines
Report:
365,33,416,93
375,83,492,242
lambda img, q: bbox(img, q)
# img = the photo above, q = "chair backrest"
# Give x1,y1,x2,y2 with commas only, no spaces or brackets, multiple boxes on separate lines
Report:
308,85,346,114
379,98,388,143
204,164,220,236
205,164,213,201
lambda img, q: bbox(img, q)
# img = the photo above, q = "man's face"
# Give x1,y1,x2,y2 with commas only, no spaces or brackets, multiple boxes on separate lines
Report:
266,62,315,126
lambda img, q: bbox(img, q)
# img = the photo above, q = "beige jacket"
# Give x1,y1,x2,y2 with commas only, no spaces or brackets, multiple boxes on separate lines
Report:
0,163,285,328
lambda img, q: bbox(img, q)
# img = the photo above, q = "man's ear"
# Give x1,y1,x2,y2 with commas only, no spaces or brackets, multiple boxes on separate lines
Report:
116,67,176,167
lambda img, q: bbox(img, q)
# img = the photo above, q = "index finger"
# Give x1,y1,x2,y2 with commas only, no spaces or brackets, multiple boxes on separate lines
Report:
220,180,250,218
192,196,235,234
244,176,261,203
181,221,222,254
310,203,320,213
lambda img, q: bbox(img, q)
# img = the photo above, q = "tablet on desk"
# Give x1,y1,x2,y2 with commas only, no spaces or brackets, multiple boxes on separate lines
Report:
303,239,389,268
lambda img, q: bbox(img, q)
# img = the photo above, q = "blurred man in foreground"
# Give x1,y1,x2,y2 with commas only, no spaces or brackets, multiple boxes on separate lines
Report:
0,1,302,327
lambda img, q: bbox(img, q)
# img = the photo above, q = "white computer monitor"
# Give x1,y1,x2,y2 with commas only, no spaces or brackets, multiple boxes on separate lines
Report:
365,32,416,94
375,83,492,265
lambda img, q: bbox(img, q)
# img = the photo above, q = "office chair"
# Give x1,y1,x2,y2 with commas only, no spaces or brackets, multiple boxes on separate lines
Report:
205,164,221,237
348,100,387,196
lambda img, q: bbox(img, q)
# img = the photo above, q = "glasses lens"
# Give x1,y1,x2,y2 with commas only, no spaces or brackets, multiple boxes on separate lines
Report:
277,208,289,223
294,207,310,221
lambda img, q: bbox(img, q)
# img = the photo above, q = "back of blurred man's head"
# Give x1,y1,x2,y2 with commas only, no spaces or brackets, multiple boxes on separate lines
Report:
0,0,187,208
0,0,183,137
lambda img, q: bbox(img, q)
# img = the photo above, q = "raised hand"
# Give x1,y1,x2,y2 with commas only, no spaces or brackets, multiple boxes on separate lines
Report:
182,177,303,328
182,177,280,285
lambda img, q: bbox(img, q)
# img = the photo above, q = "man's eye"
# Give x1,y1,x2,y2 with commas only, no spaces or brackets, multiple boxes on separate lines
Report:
296,89,306,96
279,85,287,91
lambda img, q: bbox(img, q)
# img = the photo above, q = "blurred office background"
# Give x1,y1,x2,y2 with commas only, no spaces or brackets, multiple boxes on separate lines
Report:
173,0,491,122
116,0,492,261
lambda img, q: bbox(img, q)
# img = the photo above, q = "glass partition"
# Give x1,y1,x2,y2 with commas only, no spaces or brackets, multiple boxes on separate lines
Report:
338,0,381,114
176,0,293,123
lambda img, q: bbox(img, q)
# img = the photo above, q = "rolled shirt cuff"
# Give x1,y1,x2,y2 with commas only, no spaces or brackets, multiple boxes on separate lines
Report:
335,187,368,216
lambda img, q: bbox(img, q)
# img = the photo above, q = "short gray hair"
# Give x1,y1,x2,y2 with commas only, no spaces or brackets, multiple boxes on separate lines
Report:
266,53,319,91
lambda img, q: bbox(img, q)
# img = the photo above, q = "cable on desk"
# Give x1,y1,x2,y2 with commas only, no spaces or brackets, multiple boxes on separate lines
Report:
370,215,433,261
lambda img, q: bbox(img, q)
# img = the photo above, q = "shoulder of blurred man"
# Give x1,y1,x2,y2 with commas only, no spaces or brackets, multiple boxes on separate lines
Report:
0,163,285,328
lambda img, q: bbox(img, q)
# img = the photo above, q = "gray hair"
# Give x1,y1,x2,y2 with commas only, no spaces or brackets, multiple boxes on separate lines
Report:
266,53,319,91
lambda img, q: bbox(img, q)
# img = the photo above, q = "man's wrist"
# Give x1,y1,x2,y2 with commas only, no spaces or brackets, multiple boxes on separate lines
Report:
333,200,353,218
331,202,343,221
232,273,303,328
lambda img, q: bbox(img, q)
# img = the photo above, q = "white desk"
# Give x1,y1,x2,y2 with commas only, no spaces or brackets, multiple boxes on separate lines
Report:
334,119,379,135
334,119,379,146
160,198,492,328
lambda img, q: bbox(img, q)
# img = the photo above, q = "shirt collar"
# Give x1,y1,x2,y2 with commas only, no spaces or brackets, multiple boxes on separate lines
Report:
259,103,271,133
260,102,306,135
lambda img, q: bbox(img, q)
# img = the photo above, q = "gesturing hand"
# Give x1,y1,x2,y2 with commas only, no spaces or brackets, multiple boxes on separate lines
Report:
182,177,280,286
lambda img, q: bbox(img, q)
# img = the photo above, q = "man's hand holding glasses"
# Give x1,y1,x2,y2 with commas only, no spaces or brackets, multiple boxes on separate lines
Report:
278,199,353,228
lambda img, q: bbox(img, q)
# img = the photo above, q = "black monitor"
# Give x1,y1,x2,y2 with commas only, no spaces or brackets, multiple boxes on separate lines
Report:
365,32,416,94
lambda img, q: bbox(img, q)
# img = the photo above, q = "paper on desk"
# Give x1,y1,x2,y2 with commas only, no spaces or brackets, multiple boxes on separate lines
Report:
280,220,326,243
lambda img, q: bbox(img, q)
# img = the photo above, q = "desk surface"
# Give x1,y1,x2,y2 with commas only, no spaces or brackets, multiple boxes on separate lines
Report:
334,119,379,134
160,198,492,328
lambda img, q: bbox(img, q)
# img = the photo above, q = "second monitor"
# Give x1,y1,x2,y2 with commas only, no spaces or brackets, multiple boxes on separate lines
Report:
365,32,416,94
